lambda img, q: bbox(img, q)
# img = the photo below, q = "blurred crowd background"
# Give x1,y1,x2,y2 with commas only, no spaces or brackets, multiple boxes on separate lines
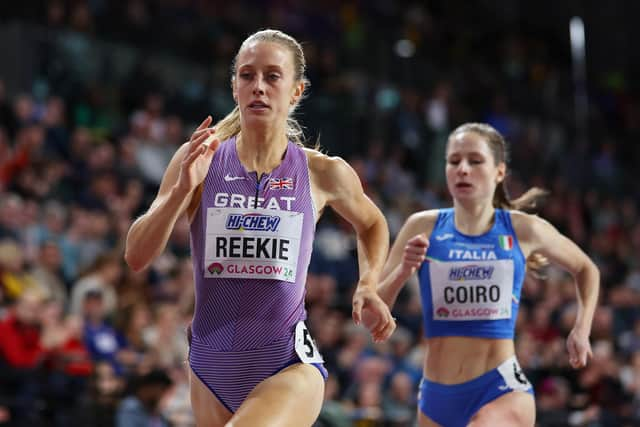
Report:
1,1,639,426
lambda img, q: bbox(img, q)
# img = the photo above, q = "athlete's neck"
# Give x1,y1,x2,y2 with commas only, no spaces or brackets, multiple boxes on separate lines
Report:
453,201,495,236
236,127,288,177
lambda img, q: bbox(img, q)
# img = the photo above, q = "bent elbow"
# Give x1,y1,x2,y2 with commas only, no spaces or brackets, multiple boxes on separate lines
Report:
124,250,147,273
591,261,601,285
584,258,600,279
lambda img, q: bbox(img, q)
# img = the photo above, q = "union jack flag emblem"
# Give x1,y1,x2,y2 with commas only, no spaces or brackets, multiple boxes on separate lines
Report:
269,177,294,190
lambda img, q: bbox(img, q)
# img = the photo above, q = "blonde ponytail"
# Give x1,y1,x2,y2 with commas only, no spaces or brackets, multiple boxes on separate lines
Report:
213,106,242,143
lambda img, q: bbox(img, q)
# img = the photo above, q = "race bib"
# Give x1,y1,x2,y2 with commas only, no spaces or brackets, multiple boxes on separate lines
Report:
429,260,514,321
203,207,303,282
294,321,324,364
497,356,531,391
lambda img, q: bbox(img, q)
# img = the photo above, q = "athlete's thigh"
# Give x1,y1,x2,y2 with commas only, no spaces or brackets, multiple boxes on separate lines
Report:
228,363,325,427
468,391,535,427
189,365,233,427
418,409,443,427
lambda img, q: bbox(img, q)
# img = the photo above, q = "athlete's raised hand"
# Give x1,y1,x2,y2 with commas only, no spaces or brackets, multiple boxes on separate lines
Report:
401,234,430,275
353,286,396,342
176,116,220,193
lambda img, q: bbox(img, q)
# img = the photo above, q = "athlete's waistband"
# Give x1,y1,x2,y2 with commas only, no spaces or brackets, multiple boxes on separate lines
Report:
421,355,520,393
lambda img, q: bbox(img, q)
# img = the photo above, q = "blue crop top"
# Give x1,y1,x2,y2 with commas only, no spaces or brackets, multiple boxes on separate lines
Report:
418,208,526,339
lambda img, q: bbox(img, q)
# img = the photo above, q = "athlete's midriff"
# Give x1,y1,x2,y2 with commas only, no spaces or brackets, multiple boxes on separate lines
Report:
423,336,515,384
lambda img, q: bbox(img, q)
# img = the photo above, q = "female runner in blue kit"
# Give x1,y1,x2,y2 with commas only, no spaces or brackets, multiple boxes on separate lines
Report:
378,123,600,426
125,29,395,427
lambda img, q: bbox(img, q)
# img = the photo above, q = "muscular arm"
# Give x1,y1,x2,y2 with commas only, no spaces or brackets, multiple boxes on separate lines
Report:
309,152,395,339
125,119,217,272
124,143,196,271
513,212,600,335
378,211,436,307
312,155,389,287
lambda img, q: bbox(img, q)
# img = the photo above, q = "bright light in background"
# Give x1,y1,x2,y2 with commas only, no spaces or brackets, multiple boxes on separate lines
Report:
569,16,588,145
394,39,416,58
570,16,585,60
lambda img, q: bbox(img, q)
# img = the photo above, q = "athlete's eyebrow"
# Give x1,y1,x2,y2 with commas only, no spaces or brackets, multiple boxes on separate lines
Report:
237,64,284,71
448,151,487,158
467,151,487,158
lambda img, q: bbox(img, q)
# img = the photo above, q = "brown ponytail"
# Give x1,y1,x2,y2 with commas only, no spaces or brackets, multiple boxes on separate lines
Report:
494,182,549,213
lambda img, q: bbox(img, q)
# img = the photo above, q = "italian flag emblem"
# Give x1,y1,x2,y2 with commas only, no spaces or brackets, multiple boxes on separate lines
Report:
498,235,513,250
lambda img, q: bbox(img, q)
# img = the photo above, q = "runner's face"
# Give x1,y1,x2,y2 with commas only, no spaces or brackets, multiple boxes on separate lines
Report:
233,41,303,129
446,131,505,203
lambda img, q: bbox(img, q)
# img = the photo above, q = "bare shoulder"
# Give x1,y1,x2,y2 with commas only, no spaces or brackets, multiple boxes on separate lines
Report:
305,148,350,175
407,209,439,226
303,147,327,164
304,148,356,192
509,209,553,243
303,147,329,174
404,209,439,235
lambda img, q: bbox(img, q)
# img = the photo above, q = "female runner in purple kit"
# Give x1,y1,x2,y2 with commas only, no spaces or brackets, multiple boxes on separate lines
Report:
125,29,396,427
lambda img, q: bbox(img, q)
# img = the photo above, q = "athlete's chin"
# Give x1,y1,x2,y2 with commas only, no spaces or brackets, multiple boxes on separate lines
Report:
244,114,277,127
245,113,271,122
451,191,477,201
246,108,271,116
452,194,495,207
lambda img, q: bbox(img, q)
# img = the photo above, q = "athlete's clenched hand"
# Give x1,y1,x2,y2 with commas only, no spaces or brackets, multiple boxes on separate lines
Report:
401,234,429,275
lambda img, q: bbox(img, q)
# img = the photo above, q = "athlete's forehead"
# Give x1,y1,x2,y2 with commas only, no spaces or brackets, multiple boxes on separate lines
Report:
236,41,293,71
447,132,491,156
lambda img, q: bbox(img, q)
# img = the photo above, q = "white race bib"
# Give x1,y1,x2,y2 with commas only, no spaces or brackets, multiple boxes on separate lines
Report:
497,356,531,391
429,260,514,321
294,321,324,364
203,207,303,283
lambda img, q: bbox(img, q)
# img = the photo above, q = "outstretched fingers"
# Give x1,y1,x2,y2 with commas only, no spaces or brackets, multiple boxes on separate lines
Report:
183,144,206,167
186,128,215,157
187,118,215,152
196,115,212,132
